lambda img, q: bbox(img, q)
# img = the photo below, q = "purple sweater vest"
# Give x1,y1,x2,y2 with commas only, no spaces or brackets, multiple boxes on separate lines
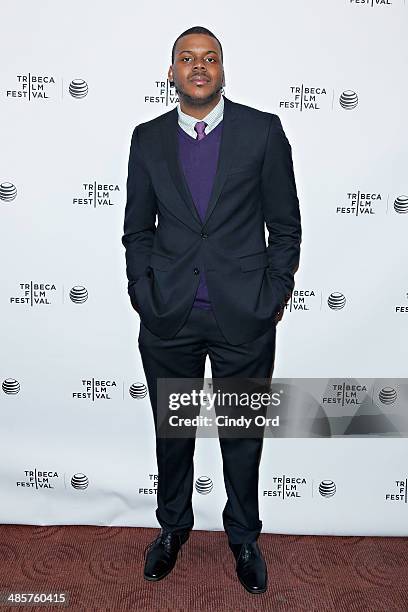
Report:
177,121,223,309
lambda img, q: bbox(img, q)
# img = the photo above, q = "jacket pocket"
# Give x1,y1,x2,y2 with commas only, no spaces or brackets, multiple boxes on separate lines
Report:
239,251,269,272
149,252,174,271
228,162,260,176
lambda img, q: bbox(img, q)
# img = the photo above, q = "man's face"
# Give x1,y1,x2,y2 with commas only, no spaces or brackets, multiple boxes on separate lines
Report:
168,33,224,106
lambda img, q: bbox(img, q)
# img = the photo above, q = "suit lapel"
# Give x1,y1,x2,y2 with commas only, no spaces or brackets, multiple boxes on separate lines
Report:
159,95,238,227
160,106,202,225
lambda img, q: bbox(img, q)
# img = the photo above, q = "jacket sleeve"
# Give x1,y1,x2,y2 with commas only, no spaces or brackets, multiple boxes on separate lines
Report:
121,125,157,299
260,114,302,315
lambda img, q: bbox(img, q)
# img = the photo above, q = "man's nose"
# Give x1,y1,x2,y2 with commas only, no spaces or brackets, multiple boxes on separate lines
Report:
192,59,206,70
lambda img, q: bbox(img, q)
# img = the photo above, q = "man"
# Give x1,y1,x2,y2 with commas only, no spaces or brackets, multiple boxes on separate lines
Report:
122,26,302,594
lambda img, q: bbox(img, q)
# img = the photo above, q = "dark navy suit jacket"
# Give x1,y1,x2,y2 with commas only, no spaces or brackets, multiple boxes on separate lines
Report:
122,95,302,345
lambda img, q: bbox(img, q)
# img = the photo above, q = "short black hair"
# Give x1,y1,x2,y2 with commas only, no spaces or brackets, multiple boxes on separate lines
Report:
171,26,223,64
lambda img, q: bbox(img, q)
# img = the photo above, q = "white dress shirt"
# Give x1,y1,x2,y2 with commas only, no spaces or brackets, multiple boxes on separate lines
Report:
177,94,224,139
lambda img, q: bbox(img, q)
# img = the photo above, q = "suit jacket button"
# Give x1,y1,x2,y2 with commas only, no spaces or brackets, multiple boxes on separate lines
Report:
200,232,208,239
193,267,200,275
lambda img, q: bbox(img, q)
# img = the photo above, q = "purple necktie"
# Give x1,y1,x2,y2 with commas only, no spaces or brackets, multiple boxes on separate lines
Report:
194,121,207,141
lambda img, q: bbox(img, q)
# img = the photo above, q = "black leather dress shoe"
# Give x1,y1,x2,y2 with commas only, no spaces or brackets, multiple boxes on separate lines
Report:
143,528,190,581
229,541,268,594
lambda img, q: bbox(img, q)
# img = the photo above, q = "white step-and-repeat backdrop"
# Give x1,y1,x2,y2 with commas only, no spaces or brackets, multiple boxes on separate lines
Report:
1,0,407,536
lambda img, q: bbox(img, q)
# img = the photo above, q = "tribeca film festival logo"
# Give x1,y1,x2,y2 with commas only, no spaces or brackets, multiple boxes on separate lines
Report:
15,470,89,490
336,191,380,216
285,290,317,313
263,475,308,498
138,473,214,496
322,383,367,407
336,192,408,215
72,183,120,208
72,379,118,401
144,79,179,105
284,290,348,314
279,85,328,111
16,469,60,489
5,75,56,100
71,380,147,401
279,85,360,112
385,479,408,503
139,474,158,495
263,477,337,499
4,74,89,101
138,474,214,497
9,282,57,306
8,283,92,306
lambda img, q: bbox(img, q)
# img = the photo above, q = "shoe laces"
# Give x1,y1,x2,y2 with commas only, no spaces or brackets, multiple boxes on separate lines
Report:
143,529,184,560
237,542,257,563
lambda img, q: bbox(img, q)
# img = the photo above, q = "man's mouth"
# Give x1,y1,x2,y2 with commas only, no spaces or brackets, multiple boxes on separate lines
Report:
190,76,210,85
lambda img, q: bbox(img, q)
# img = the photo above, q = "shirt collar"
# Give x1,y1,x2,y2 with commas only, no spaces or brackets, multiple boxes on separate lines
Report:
177,95,224,138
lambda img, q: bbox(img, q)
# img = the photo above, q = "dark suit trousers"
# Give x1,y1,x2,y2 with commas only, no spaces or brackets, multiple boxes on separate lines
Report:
138,305,276,545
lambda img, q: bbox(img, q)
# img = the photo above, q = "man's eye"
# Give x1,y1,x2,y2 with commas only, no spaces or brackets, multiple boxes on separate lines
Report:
180,57,215,62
